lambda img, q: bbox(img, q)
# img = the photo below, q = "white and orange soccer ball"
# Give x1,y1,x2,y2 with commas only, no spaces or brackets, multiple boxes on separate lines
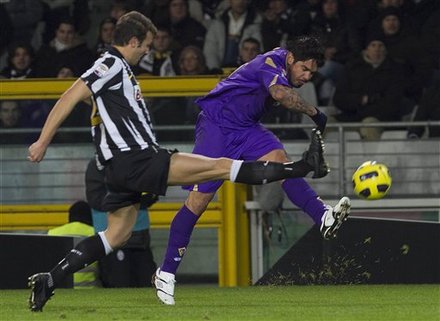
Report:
352,161,392,200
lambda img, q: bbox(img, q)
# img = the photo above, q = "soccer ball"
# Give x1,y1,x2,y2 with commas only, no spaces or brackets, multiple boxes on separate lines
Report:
352,161,392,200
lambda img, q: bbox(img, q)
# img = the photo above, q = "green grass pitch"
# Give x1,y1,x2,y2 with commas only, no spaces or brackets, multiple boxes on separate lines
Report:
1,284,438,321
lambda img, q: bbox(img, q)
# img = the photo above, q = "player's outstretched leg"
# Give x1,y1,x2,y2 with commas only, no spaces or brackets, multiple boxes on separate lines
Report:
234,129,329,185
28,273,55,312
302,129,330,178
320,196,351,239
152,267,176,305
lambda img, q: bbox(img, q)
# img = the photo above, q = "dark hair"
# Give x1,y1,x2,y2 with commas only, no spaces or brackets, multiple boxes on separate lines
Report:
155,24,172,35
56,17,76,30
68,200,92,226
380,7,402,21
113,11,157,46
170,0,189,9
100,17,117,31
242,37,261,48
7,42,35,66
286,35,325,67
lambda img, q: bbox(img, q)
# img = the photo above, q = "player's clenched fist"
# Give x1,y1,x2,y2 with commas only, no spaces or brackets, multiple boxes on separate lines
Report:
28,141,48,163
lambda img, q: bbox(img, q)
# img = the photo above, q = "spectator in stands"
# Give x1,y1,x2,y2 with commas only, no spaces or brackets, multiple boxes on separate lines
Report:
0,43,60,134
203,0,262,70
48,201,98,288
420,9,440,83
344,0,377,48
94,18,116,59
4,0,44,44
405,0,439,32
0,42,36,79
366,0,417,36
310,0,360,105
0,100,22,128
167,0,206,52
178,45,208,75
333,34,405,140
373,7,432,111
407,79,440,139
110,0,138,20
34,18,94,78
0,4,13,68
199,0,229,22
40,0,91,45
143,0,207,27
261,0,294,52
238,37,261,66
56,65,75,78
85,159,157,288
137,25,177,76
136,25,182,138
0,100,37,144
178,45,209,126
289,0,322,37
141,0,170,25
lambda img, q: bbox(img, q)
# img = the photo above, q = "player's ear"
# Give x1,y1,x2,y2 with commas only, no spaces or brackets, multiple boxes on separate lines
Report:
287,52,295,65
128,36,139,48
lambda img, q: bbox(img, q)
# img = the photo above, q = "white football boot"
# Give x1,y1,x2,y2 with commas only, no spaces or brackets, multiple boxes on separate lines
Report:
320,196,351,239
153,268,176,305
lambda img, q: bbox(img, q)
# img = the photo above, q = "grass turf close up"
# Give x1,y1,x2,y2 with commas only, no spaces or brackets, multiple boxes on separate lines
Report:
0,284,438,321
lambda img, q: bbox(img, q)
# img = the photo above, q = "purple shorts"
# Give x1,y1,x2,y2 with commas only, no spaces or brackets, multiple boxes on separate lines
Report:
184,112,284,193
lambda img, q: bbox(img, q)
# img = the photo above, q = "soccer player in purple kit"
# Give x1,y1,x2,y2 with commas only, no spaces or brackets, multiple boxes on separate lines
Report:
153,35,351,305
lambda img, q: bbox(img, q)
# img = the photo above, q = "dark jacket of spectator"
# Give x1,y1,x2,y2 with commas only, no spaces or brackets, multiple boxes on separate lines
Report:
0,4,14,55
4,0,43,44
35,37,93,77
169,15,206,51
420,10,440,79
372,8,432,102
261,0,295,51
333,51,405,122
407,79,440,138
310,7,359,64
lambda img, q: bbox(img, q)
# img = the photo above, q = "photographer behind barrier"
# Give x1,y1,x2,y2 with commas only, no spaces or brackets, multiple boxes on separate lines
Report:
85,159,157,288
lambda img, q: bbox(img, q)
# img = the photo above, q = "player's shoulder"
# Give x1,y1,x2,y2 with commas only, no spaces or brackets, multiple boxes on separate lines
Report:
264,47,287,64
89,52,123,77
254,47,287,73
99,51,123,69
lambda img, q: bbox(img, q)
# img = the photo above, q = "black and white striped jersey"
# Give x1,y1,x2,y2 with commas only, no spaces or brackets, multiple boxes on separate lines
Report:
81,47,158,163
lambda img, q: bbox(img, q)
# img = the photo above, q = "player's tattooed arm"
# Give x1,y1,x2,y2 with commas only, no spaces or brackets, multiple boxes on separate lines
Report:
269,84,317,116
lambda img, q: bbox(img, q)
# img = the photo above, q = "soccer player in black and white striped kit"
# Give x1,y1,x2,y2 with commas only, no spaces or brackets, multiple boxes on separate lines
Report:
27,11,328,312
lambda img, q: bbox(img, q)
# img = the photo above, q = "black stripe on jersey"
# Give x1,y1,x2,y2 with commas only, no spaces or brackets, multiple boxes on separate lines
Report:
82,48,157,161
102,79,156,148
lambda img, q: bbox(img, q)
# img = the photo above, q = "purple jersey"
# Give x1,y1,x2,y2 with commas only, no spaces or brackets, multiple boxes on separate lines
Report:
195,48,291,128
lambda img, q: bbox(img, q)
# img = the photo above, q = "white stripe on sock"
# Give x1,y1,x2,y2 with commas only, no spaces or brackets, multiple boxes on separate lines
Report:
230,160,243,182
98,231,113,255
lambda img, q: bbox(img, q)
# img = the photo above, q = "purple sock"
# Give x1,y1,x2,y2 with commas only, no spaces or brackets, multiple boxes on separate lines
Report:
161,205,199,274
282,178,327,225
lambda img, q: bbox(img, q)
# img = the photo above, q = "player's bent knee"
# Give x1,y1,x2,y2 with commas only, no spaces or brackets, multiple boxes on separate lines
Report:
105,229,132,248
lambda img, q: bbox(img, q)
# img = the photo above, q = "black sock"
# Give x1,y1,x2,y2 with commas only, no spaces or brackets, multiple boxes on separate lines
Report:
50,234,106,288
235,160,312,185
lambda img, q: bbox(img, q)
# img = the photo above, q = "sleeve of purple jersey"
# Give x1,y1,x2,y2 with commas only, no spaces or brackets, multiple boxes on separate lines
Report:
258,55,290,91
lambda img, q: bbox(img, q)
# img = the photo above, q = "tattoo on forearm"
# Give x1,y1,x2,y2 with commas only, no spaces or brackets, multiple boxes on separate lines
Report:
270,85,316,115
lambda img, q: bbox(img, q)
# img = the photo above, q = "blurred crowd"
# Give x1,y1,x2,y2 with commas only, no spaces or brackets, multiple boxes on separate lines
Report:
1,0,439,141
